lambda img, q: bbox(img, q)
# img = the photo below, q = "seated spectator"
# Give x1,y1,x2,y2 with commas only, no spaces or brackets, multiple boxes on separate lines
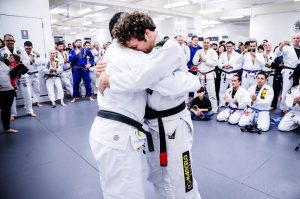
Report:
190,87,214,121
42,51,65,108
239,72,274,132
0,59,18,133
278,66,300,131
217,75,249,124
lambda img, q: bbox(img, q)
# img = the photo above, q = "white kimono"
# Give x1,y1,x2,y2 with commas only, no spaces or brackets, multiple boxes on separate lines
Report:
278,85,300,131
217,86,249,124
56,50,73,96
239,84,274,131
262,52,277,86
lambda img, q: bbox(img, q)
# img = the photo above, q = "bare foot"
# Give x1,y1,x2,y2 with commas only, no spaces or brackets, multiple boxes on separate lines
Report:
28,112,37,117
71,98,76,103
61,102,66,106
36,102,43,107
89,97,94,101
10,116,15,121
5,128,19,133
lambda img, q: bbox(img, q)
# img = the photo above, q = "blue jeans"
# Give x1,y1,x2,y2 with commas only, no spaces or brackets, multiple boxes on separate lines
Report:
191,111,214,121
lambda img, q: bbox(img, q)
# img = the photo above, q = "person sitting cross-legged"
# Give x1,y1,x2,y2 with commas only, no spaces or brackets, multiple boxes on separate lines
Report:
190,87,214,121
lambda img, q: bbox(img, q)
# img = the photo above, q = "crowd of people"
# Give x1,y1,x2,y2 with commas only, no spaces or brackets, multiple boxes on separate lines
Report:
174,34,300,133
0,34,112,133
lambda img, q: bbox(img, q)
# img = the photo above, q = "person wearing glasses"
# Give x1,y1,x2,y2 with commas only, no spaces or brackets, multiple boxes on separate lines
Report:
218,41,243,107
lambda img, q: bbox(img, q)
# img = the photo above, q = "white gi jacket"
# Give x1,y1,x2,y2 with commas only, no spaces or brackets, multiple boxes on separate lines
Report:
55,51,71,71
247,84,274,110
41,59,63,76
22,51,46,73
225,86,250,109
218,51,242,79
108,33,201,135
242,52,265,72
192,48,218,79
275,46,300,75
286,85,300,113
262,52,277,73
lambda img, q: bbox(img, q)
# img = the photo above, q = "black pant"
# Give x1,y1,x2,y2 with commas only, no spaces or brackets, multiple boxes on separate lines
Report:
0,90,15,130
214,67,222,103
272,74,283,109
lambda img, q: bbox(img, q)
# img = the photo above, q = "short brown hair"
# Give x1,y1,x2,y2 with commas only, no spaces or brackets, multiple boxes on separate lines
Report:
114,11,156,46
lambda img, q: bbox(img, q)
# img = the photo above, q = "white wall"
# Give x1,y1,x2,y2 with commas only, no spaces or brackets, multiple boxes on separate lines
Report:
0,0,53,57
250,11,300,45
202,23,250,44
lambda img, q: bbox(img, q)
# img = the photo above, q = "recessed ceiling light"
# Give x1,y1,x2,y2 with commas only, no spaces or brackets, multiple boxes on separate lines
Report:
51,19,58,23
164,1,190,9
220,15,244,20
198,8,223,14
82,21,93,26
78,8,92,15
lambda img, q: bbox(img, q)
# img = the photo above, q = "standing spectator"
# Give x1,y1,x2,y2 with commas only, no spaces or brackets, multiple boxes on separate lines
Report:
56,41,73,97
188,35,202,71
271,46,284,109
262,42,277,87
193,37,219,113
23,41,43,107
275,34,300,114
190,87,214,121
176,35,190,64
42,51,65,107
217,45,226,57
0,59,18,133
69,39,94,102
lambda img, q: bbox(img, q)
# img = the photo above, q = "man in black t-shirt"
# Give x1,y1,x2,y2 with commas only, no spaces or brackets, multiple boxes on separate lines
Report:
190,87,214,121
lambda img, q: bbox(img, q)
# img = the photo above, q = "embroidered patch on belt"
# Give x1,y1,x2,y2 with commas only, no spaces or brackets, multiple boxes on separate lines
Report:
168,131,176,139
182,151,193,192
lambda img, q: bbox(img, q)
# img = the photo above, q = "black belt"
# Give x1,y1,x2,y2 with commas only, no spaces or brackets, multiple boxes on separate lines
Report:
144,101,186,167
221,69,241,82
97,110,154,152
28,71,39,75
283,66,296,79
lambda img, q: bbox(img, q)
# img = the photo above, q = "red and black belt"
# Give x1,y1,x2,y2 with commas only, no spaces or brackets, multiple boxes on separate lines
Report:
144,101,186,167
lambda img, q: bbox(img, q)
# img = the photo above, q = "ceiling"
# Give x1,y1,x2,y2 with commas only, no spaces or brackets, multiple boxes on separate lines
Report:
49,0,300,35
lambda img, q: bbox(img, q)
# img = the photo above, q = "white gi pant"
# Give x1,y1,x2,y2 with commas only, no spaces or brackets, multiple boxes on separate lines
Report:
145,118,201,199
280,70,294,111
218,78,231,107
45,77,64,102
28,73,41,103
217,108,243,125
90,71,97,95
61,69,73,96
241,72,257,90
238,108,270,131
278,111,300,131
11,77,34,115
199,74,217,110
89,117,146,199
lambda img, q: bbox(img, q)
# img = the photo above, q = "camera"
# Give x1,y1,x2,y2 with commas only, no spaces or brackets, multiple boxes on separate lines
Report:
249,48,256,53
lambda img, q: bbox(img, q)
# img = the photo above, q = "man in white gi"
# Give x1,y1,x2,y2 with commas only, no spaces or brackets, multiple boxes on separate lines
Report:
278,72,300,131
239,72,274,131
217,75,249,124
193,38,218,113
275,34,300,113
23,41,43,107
218,41,242,106
262,42,277,86
56,41,73,97
0,34,36,118
96,12,201,199
176,35,190,64
241,41,265,90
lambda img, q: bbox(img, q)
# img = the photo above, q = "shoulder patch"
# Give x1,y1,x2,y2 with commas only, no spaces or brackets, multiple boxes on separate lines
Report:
155,36,169,49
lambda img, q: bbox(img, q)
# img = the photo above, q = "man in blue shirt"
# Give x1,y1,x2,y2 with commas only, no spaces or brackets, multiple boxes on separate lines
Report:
69,39,94,102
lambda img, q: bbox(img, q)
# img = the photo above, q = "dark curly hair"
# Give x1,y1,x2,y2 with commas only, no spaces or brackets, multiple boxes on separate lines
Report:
113,11,156,46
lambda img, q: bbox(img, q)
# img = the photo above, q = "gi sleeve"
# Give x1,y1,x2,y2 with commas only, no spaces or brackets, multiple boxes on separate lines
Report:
87,49,95,65
69,50,78,63
150,71,201,96
192,50,201,66
109,43,183,92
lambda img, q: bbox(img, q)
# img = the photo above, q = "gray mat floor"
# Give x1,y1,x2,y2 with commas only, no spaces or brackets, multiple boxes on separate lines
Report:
0,99,299,199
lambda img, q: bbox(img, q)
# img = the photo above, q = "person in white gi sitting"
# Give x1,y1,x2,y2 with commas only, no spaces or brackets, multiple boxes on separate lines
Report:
217,74,249,124
239,72,274,131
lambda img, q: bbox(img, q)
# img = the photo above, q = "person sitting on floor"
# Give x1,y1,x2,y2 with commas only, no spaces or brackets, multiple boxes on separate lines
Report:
190,87,214,121
217,74,249,124
239,72,274,132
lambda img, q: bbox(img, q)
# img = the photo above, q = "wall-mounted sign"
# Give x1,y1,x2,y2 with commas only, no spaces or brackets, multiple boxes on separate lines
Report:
21,30,29,39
